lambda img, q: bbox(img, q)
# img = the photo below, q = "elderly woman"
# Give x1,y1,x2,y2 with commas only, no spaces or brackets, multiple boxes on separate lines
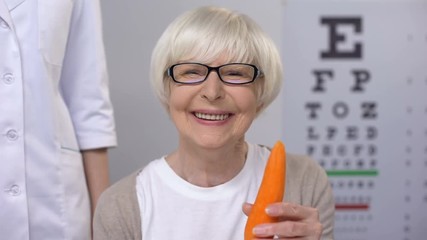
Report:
94,6,334,240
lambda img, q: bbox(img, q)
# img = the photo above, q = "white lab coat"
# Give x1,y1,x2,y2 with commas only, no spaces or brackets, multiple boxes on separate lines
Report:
0,0,117,239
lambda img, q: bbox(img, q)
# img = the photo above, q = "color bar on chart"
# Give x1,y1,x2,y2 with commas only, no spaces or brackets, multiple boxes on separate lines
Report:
326,170,378,177
335,204,370,210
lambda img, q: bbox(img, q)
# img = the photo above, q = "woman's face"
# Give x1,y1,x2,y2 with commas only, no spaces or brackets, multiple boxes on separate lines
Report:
167,57,261,150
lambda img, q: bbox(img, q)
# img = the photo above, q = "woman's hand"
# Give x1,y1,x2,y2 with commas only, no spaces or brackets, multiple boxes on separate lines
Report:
242,202,322,239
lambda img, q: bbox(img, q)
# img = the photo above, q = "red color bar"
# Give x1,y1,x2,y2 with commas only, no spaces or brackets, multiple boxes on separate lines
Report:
335,204,370,210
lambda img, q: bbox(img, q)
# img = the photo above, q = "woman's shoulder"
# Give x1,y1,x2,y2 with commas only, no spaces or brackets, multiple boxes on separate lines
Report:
93,169,143,240
253,143,322,174
253,143,328,196
284,152,332,205
286,152,323,174
95,169,142,219
284,151,327,189
249,143,322,172
104,169,141,199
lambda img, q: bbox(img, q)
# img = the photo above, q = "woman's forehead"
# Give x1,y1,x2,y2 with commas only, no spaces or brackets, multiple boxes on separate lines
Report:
172,50,255,66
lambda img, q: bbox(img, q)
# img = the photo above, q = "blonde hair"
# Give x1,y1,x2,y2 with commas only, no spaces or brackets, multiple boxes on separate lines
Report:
150,6,283,116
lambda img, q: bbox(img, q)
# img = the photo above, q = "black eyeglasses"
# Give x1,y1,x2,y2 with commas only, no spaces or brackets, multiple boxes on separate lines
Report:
167,63,262,85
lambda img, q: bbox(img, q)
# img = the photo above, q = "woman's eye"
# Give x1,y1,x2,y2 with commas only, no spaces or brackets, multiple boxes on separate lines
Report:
232,72,244,76
183,69,204,75
225,71,245,77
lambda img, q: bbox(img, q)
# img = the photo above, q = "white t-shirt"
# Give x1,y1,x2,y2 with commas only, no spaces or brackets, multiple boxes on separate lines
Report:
136,143,270,240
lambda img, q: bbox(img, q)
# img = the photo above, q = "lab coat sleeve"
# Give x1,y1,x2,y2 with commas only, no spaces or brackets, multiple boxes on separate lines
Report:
59,0,117,150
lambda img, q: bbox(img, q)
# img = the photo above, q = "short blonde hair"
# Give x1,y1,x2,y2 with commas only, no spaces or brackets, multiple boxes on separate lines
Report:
150,6,283,115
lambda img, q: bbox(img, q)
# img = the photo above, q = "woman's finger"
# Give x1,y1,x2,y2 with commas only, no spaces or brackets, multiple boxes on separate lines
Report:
266,202,320,222
253,221,322,239
242,202,253,216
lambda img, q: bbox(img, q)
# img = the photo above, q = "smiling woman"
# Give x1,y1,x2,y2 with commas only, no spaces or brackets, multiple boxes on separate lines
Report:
94,6,335,240
150,6,282,116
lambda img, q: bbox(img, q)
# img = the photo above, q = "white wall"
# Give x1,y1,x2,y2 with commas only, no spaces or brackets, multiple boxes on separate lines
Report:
100,0,285,182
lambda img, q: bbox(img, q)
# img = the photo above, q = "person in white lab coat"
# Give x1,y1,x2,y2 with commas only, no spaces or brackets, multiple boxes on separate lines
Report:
0,0,117,239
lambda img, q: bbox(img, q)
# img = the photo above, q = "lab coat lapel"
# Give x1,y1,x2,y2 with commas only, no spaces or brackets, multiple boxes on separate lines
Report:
0,0,25,30
4,0,25,10
0,1,12,29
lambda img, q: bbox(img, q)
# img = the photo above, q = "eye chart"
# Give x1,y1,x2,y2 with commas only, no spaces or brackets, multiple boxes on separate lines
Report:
281,1,427,239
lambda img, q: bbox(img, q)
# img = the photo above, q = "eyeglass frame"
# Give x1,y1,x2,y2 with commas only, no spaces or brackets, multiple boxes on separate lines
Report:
166,62,263,85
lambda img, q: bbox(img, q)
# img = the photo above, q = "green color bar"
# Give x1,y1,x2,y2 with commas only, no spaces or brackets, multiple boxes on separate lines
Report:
326,170,378,177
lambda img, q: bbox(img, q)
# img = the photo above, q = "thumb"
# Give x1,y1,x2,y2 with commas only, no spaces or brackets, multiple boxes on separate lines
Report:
242,202,253,216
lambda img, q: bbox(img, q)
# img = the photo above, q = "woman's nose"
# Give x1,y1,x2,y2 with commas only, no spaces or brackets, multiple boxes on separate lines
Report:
200,71,225,101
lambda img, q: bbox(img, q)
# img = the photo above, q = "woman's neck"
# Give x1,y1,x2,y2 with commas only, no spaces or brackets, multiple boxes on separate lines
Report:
165,141,248,187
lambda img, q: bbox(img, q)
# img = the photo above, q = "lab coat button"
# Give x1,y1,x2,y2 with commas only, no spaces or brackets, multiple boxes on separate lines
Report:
6,129,18,141
3,73,14,84
5,185,21,196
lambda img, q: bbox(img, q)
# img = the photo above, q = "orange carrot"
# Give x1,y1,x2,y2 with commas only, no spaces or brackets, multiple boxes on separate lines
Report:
244,140,286,240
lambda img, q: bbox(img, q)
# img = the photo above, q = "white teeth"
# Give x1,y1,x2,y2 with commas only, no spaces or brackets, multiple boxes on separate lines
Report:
194,112,230,121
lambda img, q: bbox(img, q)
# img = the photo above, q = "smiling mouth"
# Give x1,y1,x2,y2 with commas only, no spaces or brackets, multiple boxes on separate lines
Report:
194,112,231,121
